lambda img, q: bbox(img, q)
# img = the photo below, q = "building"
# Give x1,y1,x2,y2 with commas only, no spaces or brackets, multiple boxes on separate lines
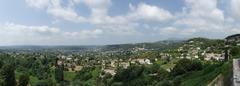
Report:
233,59,240,86
225,34,240,43
204,53,224,61
225,34,240,61
131,58,152,65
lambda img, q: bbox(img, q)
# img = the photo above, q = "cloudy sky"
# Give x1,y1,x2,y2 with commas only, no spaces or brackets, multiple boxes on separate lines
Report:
0,0,239,45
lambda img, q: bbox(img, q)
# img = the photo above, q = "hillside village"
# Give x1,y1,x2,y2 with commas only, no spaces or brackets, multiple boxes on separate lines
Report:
0,35,239,86
53,37,226,77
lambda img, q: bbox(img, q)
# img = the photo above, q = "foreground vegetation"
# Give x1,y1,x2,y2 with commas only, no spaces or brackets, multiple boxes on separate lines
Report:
0,38,238,86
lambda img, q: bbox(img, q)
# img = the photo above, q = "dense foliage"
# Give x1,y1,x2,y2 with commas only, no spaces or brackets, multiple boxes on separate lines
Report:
0,37,236,86
171,59,203,76
0,64,16,86
19,74,30,86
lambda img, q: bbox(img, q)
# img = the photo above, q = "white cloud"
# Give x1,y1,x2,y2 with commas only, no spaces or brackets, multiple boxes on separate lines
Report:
0,22,103,45
64,29,103,39
26,0,86,23
25,0,50,9
81,0,111,22
159,27,196,38
77,0,111,11
185,0,224,22
25,0,172,25
231,28,240,33
73,0,140,36
231,0,240,20
25,0,132,27
99,23,140,36
174,0,225,29
159,27,179,35
77,0,125,25
47,6,86,23
166,0,228,39
129,3,173,22
23,0,240,44
3,22,60,36
26,1,121,22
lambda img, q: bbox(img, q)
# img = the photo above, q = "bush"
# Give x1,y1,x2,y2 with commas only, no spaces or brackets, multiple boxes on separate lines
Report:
173,76,182,86
0,64,16,86
35,81,49,86
230,46,240,57
19,74,30,86
171,59,203,76
113,65,144,82
158,80,172,86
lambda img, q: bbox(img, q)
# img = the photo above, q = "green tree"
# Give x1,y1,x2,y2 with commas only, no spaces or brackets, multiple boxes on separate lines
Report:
190,60,203,71
55,64,64,83
113,65,144,83
230,47,240,57
19,74,30,86
173,76,182,86
0,64,16,86
0,60,3,68
35,80,49,86
171,59,191,76
74,67,94,81
156,68,169,80
171,59,202,76
158,80,172,86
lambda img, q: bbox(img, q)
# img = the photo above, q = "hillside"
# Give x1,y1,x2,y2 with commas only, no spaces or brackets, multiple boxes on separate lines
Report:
0,37,236,86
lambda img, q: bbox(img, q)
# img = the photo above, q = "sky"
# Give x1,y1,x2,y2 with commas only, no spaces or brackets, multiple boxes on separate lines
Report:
0,0,240,45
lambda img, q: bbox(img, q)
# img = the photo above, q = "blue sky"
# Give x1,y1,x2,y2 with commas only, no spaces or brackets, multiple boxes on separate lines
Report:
0,0,239,45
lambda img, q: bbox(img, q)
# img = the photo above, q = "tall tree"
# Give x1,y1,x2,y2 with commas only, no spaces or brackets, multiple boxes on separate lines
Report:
0,64,16,86
19,74,29,86
0,60,2,68
55,64,64,83
171,59,202,76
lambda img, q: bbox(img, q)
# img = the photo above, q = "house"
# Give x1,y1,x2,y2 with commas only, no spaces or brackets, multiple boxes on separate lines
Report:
131,58,152,65
103,69,116,76
194,55,199,59
120,62,130,69
145,59,152,64
204,53,224,61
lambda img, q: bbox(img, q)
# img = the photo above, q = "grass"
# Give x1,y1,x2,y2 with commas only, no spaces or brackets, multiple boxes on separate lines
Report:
15,72,21,80
64,71,77,81
154,60,165,65
91,66,101,79
15,72,41,85
161,59,179,70
16,70,77,85
180,62,231,86
181,70,220,86
152,58,180,71
161,63,175,70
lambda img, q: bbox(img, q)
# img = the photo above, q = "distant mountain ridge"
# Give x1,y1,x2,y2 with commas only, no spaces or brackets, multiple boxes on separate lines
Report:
0,38,222,51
